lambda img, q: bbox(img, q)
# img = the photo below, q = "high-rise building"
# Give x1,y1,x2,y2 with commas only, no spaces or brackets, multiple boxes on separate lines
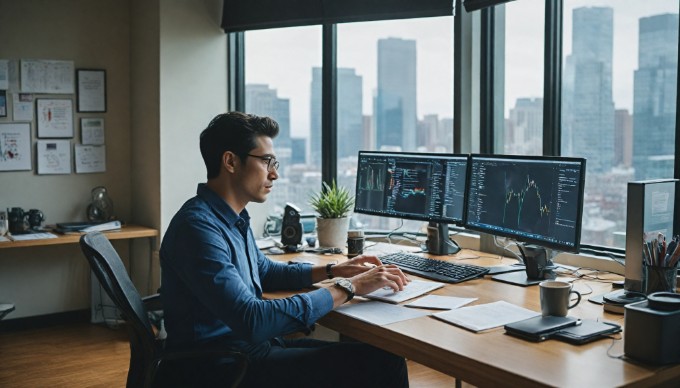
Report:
633,13,678,180
375,37,417,151
563,7,615,173
290,137,306,165
309,67,363,164
614,109,633,167
507,97,543,155
246,84,292,175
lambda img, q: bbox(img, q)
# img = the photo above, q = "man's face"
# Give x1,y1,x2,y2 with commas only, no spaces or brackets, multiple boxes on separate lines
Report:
235,135,278,204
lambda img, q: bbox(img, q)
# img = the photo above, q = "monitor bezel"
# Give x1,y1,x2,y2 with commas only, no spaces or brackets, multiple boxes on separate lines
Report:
464,153,587,253
353,150,470,226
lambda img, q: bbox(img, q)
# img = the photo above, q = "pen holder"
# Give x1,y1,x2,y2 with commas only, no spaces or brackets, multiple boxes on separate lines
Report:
643,265,677,295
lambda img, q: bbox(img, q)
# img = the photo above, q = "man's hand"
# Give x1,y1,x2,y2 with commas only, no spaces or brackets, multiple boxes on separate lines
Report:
330,254,384,278
349,264,410,295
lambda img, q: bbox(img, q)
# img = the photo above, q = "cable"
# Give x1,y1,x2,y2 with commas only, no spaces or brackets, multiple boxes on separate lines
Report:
385,219,405,245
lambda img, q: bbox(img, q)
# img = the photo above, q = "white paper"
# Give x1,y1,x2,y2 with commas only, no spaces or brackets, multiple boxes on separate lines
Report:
364,280,445,304
77,70,105,112
433,301,540,332
21,59,74,94
81,118,105,145
9,232,58,241
405,295,477,310
0,123,32,171
0,60,8,90
37,99,73,138
75,144,106,173
37,139,71,174
12,93,34,121
335,300,430,326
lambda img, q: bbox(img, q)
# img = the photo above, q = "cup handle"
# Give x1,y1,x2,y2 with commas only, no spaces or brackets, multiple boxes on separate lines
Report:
568,290,581,309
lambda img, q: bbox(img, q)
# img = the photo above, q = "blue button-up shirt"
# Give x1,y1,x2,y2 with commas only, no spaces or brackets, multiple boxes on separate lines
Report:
160,184,333,357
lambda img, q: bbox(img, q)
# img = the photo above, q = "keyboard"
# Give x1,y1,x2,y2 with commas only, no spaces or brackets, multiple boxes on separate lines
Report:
379,252,489,283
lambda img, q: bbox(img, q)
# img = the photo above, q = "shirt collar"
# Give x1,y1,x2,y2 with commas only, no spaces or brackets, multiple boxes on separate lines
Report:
196,183,250,227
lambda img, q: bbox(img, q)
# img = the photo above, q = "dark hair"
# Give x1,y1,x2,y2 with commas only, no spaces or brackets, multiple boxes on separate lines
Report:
200,112,279,179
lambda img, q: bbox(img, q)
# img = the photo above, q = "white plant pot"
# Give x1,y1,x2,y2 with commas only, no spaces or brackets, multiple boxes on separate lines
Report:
316,217,350,248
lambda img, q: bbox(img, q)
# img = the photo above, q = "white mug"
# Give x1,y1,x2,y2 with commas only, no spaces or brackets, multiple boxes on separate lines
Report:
539,280,581,317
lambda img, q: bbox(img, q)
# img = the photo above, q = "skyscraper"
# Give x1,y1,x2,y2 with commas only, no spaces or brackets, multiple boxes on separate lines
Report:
309,67,363,165
246,84,291,175
563,7,615,173
507,97,543,155
375,37,417,151
633,13,678,180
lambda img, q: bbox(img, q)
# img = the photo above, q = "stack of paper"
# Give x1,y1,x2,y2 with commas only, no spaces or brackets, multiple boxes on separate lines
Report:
433,301,540,332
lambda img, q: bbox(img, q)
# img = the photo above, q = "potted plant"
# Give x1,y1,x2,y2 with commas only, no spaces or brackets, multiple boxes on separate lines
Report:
309,181,354,248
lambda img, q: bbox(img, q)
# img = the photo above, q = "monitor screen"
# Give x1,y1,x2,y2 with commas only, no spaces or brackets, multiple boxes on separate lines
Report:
465,154,586,252
353,151,469,225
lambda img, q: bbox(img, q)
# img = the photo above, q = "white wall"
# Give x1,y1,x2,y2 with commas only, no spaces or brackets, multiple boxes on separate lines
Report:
158,0,228,233
0,0,133,319
0,0,232,319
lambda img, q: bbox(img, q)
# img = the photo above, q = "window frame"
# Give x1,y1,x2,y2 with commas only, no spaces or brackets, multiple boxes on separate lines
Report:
227,0,680,252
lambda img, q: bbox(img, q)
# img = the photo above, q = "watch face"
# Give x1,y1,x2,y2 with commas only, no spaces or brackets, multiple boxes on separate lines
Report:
335,278,355,296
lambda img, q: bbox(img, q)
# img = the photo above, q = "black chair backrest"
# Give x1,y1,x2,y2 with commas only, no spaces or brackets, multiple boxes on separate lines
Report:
80,231,159,387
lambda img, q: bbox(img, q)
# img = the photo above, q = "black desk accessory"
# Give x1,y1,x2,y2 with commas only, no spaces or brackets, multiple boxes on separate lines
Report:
492,245,556,286
625,292,680,364
602,289,647,314
504,315,579,342
552,320,621,344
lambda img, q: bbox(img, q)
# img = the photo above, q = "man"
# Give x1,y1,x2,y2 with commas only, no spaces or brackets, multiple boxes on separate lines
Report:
160,112,410,387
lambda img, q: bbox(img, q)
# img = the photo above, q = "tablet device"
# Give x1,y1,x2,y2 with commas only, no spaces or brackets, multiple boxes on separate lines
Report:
553,320,621,345
504,315,579,342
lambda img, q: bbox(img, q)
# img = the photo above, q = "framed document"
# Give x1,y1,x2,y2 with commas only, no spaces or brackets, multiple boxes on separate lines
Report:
36,99,74,138
37,139,71,175
0,123,32,171
76,69,106,112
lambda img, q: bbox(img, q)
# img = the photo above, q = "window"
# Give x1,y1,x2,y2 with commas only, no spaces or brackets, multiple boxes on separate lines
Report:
561,1,678,248
336,17,454,231
501,0,545,156
244,26,322,216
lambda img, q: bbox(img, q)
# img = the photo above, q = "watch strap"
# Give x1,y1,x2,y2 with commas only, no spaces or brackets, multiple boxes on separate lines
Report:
326,263,335,279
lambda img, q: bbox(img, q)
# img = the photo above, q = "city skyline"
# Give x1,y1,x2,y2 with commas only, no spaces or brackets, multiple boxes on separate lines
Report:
245,1,677,139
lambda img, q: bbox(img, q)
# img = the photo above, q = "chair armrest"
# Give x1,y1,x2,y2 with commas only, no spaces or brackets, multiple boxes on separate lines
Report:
142,293,163,311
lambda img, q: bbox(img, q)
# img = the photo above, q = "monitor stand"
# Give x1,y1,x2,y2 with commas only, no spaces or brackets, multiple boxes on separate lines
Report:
424,222,461,255
492,244,555,286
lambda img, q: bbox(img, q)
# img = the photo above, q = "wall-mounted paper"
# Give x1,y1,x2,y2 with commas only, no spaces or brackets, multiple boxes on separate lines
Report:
0,123,31,171
81,118,105,145
37,139,71,174
0,60,8,90
37,99,73,138
75,144,105,173
12,93,33,122
20,59,74,94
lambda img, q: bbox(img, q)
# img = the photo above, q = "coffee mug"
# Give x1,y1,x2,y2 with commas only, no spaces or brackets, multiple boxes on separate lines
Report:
347,230,365,258
539,280,581,317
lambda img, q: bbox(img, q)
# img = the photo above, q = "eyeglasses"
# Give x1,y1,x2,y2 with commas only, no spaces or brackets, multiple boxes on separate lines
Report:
247,153,280,172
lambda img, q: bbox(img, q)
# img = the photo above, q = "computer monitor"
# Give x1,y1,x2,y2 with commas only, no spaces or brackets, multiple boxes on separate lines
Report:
353,151,469,254
465,154,586,284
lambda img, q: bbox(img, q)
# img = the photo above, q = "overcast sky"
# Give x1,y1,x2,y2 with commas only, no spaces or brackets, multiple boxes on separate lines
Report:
245,1,678,138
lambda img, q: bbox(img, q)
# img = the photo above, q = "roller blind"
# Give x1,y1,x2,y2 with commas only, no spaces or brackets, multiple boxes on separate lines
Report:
221,0,454,32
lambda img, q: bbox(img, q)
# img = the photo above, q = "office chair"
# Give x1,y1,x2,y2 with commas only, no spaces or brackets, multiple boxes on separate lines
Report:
79,231,249,388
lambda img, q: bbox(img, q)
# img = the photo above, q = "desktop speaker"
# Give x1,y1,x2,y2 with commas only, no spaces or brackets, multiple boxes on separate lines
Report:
281,203,303,247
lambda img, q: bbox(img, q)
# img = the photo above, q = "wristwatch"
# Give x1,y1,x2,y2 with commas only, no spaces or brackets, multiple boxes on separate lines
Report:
334,278,355,303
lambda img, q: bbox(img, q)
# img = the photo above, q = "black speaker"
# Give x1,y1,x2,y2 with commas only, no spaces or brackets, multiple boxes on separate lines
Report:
281,203,303,247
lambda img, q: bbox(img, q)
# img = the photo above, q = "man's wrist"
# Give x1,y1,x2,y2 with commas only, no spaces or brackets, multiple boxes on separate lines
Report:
326,263,335,279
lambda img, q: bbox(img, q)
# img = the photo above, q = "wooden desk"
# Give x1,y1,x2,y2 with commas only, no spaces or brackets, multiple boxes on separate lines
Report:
273,249,680,387
0,225,159,295
0,225,158,249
